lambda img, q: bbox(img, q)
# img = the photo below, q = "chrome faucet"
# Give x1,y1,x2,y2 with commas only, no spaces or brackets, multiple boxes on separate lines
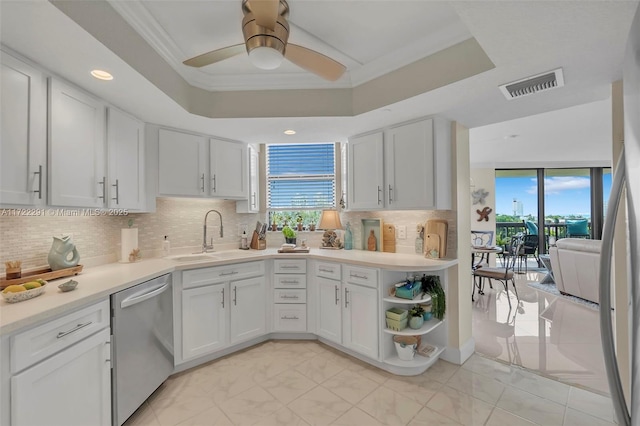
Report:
203,209,223,252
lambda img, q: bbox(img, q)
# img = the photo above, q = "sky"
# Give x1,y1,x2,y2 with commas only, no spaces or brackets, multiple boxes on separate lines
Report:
495,172,612,218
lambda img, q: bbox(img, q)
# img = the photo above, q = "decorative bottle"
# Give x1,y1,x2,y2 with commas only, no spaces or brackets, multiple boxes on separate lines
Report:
344,222,353,250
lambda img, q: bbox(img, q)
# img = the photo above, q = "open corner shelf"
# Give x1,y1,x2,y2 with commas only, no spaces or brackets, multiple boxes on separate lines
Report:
384,345,446,368
383,294,431,304
383,318,444,336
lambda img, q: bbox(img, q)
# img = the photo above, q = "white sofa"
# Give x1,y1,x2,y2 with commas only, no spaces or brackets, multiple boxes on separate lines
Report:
549,238,602,304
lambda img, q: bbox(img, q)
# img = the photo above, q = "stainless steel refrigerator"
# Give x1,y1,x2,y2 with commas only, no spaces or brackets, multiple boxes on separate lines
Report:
600,5,640,425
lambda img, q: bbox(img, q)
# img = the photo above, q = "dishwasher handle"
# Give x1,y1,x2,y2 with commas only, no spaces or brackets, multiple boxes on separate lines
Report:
121,282,170,309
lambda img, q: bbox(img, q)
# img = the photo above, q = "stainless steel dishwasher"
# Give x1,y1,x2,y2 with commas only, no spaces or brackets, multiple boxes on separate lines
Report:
111,273,174,426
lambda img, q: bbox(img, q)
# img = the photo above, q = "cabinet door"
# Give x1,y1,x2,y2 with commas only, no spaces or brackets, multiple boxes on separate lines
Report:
210,138,247,199
230,276,265,344
11,328,111,426
0,52,46,206
316,277,342,344
107,107,145,210
49,78,106,207
158,128,207,196
347,132,384,210
342,283,378,359
182,284,227,360
385,119,435,209
236,145,259,213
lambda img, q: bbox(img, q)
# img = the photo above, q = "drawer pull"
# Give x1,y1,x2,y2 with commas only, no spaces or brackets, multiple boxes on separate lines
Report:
280,265,300,269
281,280,299,285
319,268,334,273
57,321,92,339
281,295,299,299
220,271,239,276
281,315,299,320
350,273,368,280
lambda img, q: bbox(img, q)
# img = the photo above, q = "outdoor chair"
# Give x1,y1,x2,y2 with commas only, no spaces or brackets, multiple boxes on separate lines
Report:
516,234,540,273
472,236,522,307
524,220,538,235
566,219,590,238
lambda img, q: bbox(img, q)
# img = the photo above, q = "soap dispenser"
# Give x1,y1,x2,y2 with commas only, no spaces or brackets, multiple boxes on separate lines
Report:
162,236,171,256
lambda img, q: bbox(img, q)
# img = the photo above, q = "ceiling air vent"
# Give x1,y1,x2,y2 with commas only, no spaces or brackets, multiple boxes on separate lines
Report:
499,68,564,100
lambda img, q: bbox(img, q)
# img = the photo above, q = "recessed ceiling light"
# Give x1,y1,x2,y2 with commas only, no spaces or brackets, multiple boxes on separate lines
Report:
284,130,296,135
91,70,113,81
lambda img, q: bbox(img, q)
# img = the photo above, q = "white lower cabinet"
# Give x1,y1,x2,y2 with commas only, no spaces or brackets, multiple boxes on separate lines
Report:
316,276,342,343
230,276,266,343
182,283,227,359
180,261,266,362
342,282,378,359
10,302,111,426
273,259,307,333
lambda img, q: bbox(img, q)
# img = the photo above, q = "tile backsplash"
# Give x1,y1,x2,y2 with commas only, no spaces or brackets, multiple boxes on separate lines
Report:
0,198,454,274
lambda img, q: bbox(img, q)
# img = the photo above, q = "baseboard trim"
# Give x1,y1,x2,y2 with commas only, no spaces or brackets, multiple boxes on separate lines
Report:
441,337,475,365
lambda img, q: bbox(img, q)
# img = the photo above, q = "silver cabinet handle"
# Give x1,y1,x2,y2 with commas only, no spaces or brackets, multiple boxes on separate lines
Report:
281,280,299,285
377,186,382,205
388,184,393,203
98,177,106,200
112,179,119,204
200,173,205,192
33,165,43,199
319,268,334,273
251,192,256,208
345,288,350,308
334,285,339,305
280,265,299,270
57,321,92,339
220,271,238,276
281,315,299,320
350,273,368,280
281,295,299,299
233,286,237,306
221,287,225,308
212,174,217,193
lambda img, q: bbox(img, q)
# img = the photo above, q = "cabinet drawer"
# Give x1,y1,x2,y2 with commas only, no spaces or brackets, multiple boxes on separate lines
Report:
343,265,378,288
315,262,341,280
11,300,110,374
183,261,264,288
273,259,306,274
273,305,307,332
273,289,306,304
273,274,306,288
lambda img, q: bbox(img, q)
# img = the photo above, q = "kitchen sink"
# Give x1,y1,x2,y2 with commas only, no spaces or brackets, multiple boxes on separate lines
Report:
168,254,217,262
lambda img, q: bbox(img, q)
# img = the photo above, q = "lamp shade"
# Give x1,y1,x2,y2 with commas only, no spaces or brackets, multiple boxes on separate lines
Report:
318,209,343,230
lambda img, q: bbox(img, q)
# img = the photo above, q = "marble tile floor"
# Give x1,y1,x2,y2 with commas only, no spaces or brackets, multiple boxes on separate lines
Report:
124,339,616,426
472,269,610,397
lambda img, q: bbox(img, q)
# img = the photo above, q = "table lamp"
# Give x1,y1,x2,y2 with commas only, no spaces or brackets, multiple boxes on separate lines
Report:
318,209,343,249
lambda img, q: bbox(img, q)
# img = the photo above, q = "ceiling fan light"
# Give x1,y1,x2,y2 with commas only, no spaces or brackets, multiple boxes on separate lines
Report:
248,46,284,70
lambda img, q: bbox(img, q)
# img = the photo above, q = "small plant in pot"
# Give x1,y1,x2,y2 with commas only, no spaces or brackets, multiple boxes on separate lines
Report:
296,214,304,231
282,225,297,245
408,305,425,329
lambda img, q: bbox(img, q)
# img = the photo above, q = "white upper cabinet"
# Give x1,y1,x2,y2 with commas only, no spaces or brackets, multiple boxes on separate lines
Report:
385,119,435,209
49,78,106,208
158,128,207,197
236,145,260,213
0,52,47,206
107,108,145,210
209,138,247,199
347,118,451,211
347,131,384,210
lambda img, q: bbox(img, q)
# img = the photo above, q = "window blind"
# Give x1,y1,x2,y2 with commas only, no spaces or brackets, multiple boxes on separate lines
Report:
266,143,336,209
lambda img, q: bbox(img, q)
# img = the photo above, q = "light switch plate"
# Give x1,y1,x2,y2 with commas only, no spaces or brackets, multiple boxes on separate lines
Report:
397,225,406,239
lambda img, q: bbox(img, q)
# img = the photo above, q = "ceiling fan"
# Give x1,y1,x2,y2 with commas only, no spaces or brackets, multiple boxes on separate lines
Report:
182,0,346,81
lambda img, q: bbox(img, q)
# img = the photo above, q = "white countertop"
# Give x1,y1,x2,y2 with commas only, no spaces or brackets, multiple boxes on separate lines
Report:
0,249,457,336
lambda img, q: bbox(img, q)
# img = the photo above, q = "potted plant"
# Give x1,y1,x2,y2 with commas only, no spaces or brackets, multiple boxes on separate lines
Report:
271,212,281,231
408,305,425,329
296,214,304,231
282,225,297,245
421,275,446,320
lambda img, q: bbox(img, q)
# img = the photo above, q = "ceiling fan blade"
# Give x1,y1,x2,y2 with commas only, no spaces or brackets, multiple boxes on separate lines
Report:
249,0,279,30
285,44,346,81
183,44,246,68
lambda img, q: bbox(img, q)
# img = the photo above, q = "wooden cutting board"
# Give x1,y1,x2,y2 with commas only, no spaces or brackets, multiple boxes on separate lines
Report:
425,219,448,257
382,223,396,253
425,234,440,258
